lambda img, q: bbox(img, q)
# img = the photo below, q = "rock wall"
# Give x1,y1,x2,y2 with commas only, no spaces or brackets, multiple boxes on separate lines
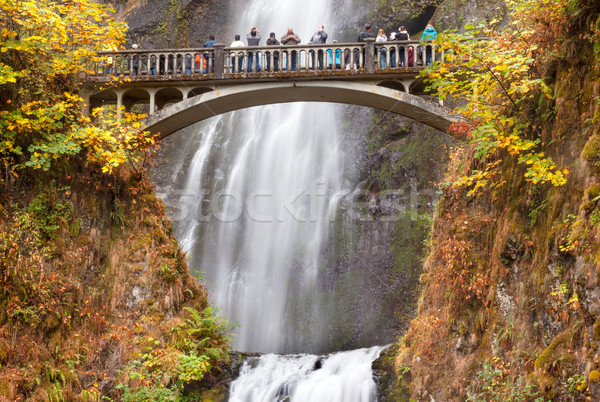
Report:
121,0,231,48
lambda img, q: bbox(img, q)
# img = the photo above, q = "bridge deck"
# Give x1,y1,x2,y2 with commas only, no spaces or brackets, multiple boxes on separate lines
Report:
81,39,461,136
86,39,437,83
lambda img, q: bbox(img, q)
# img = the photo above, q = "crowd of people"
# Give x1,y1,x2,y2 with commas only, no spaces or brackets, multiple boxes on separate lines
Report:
219,23,438,72
121,23,438,75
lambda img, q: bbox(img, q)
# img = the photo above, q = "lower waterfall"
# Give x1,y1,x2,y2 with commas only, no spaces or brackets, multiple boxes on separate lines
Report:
229,347,385,402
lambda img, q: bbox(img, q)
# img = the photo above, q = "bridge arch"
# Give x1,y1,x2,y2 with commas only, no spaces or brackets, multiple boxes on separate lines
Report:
377,80,407,93
188,87,214,98
155,87,184,110
122,88,150,111
143,81,460,138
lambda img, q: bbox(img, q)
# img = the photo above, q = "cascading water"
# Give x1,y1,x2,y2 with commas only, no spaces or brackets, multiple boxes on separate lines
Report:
174,0,356,354
159,0,388,399
229,346,386,402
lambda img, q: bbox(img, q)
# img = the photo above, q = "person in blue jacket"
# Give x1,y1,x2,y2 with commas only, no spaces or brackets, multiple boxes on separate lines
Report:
420,24,438,66
327,40,341,69
203,35,217,73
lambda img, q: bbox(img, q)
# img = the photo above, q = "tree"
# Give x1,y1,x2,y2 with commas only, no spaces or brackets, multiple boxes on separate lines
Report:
0,0,154,176
421,0,571,195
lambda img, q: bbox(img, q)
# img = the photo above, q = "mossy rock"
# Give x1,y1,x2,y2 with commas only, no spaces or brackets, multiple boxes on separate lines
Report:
587,184,600,199
130,234,152,252
198,386,227,401
589,370,600,382
582,136,600,161
0,338,9,364
538,374,556,399
142,215,159,228
593,318,600,339
534,329,569,371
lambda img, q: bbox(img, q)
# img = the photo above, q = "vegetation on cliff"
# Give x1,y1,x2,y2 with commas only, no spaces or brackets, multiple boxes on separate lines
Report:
0,0,231,400
388,0,600,399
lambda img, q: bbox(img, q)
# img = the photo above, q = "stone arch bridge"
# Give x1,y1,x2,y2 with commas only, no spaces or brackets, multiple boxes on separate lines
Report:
82,39,460,138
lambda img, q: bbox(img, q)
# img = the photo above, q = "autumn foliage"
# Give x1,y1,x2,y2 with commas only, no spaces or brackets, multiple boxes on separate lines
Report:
0,0,155,176
422,0,575,194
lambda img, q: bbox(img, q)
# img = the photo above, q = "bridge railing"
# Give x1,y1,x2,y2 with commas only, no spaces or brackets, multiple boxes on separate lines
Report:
87,39,440,80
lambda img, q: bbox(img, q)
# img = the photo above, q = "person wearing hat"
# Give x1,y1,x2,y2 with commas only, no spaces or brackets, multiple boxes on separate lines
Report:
266,32,280,71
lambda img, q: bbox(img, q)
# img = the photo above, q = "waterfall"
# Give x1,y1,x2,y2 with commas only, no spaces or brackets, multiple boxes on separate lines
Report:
152,0,390,398
168,0,357,355
229,347,385,402
187,103,347,353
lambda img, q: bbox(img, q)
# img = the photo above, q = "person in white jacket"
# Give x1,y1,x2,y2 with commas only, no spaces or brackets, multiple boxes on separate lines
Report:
230,34,244,73
376,29,388,68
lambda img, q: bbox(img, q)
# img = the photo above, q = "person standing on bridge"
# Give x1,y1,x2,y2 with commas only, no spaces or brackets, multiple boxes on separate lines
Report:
309,25,328,70
281,27,301,71
266,32,280,72
420,24,438,66
203,35,217,73
376,29,388,68
352,24,374,69
246,28,261,72
327,40,341,69
230,34,244,73
131,44,139,75
394,26,410,67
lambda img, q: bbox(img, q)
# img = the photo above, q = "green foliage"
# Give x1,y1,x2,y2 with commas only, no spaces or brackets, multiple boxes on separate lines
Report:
117,307,233,399
528,199,548,227
566,373,586,394
175,306,234,359
468,359,541,401
177,352,210,383
26,184,73,240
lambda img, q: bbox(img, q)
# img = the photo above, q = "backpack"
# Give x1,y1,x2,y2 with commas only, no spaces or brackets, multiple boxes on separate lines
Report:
397,32,409,41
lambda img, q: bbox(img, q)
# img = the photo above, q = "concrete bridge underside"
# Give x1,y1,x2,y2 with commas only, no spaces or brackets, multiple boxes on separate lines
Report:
142,81,459,138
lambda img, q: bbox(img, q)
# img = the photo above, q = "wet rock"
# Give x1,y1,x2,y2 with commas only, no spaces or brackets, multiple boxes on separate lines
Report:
586,287,600,316
495,281,515,317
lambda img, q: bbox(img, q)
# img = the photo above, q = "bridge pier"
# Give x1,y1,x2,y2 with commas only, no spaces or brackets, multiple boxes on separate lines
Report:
115,89,124,118
147,88,158,115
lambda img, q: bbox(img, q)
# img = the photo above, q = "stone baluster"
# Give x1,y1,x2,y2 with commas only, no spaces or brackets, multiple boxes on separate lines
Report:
364,38,375,73
302,49,308,71
214,44,224,78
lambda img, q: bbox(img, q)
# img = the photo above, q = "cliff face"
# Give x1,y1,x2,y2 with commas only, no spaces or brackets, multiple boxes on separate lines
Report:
120,0,231,48
431,0,507,32
322,107,455,349
384,1,600,400
0,161,230,400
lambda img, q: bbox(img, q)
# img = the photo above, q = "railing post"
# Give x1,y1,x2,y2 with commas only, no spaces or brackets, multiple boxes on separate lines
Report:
364,38,375,73
214,44,225,78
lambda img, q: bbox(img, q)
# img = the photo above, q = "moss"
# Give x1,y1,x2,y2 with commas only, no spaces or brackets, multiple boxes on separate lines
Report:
594,319,600,339
538,374,556,399
587,184,600,199
581,136,600,160
131,233,152,252
534,329,570,370
199,385,227,401
589,370,600,382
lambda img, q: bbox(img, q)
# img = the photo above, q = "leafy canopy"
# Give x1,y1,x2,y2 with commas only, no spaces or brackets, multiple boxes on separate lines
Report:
0,0,154,175
421,0,572,194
